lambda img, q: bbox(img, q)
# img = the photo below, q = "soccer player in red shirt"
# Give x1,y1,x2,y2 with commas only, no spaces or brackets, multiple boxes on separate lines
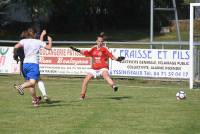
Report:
70,35,125,100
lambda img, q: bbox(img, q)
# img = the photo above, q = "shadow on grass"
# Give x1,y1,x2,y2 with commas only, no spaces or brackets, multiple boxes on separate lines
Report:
40,100,64,107
106,96,132,100
86,95,133,101
40,100,62,104
40,99,85,107
38,96,133,107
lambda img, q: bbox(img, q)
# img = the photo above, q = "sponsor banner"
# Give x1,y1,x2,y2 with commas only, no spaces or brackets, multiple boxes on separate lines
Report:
0,46,191,79
0,47,20,74
109,48,190,78
39,47,91,75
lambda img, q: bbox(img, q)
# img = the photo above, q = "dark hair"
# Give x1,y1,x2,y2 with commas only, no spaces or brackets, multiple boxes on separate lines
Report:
97,35,104,41
20,30,28,39
99,32,108,40
27,28,35,38
100,32,104,36
20,28,35,39
96,32,104,39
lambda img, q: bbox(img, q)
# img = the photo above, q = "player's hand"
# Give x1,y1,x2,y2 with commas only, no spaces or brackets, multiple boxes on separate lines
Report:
70,46,81,53
41,30,47,36
116,56,125,62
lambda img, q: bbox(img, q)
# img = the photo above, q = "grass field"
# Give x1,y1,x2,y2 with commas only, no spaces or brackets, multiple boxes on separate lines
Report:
1,75,200,134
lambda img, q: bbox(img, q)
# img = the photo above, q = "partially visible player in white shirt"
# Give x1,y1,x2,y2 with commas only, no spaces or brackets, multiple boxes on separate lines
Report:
35,31,50,102
14,28,52,107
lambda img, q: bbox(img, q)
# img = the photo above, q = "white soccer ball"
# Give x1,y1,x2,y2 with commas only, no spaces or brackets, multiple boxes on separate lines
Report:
176,90,186,100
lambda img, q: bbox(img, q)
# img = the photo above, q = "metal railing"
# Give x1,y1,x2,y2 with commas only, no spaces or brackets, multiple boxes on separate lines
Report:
1,40,200,45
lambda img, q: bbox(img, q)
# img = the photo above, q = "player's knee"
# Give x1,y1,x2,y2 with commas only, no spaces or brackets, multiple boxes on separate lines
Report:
29,79,37,86
83,78,89,83
102,72,109,78
83,76,92,83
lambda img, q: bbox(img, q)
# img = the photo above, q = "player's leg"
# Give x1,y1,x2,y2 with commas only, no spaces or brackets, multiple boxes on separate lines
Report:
38,80,49,101
28,83,41,107
14,79,37,95
101,69,118,92
28,84,36,98
80,73,93,100
14,63,41,106
14,63,39,94
21,79,37,88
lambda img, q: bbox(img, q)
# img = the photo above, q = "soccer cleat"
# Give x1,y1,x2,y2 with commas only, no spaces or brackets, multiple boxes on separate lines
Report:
80,94,85,100
14,84,24,95
43,95,50,102
32,96,41,107
112,85,118,92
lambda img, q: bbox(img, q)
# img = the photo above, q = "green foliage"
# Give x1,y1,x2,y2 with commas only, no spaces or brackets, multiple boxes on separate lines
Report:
0,0,190,32
0,0,10,12
33,0,54,16
12,0,54,17
183,0,195,4
0,0,10,7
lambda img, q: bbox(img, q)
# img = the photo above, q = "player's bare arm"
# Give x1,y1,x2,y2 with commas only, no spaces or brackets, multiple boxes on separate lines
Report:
40,30,47,41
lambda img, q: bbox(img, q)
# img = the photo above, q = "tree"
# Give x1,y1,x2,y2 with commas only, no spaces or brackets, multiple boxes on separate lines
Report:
183,0,195,4
0,0,11,27
0,0,10,8
1,0,189,33
7,0,54,31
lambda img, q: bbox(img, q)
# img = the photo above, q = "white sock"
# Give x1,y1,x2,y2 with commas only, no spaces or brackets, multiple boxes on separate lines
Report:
38,81,47,96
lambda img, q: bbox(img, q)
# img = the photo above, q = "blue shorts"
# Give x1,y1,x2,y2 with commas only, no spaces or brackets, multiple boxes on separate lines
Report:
23,63,40,80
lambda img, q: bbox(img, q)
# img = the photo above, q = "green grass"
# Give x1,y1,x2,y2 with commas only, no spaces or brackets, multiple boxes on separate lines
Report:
1,75,200,134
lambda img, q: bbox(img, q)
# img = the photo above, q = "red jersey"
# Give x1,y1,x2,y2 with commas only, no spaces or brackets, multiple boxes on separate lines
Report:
82,46,113,70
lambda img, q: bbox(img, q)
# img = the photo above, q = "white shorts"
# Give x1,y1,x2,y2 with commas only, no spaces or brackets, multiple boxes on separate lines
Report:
87,68,108,78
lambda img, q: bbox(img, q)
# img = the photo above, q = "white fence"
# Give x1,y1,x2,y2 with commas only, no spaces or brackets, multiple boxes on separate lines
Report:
1,40,200,89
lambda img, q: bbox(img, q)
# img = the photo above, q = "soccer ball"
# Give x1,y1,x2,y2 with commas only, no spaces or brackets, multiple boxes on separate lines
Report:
176,90,186,100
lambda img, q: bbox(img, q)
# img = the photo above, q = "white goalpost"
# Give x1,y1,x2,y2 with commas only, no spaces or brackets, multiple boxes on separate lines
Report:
190,3,200,89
